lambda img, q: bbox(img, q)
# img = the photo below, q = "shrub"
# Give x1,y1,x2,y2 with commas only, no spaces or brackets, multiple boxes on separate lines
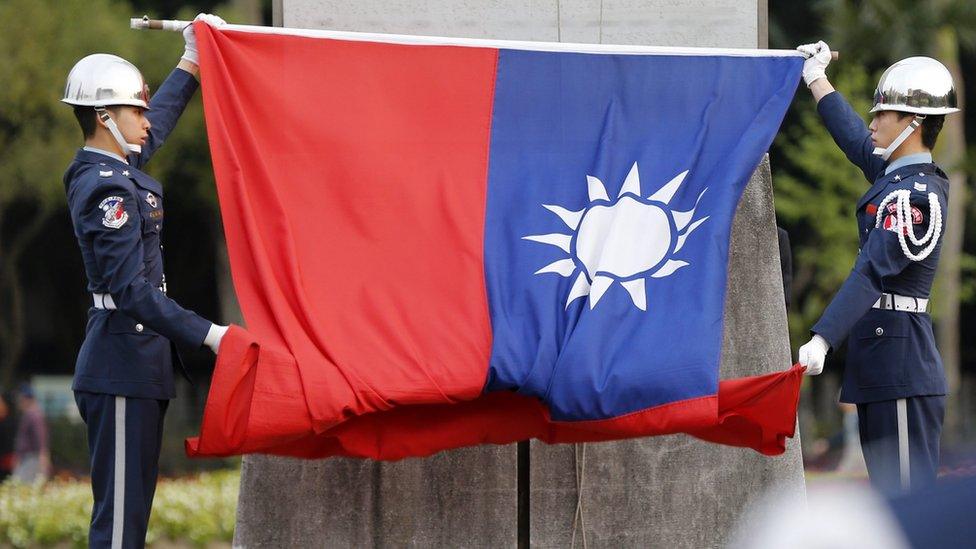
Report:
0,469,239,547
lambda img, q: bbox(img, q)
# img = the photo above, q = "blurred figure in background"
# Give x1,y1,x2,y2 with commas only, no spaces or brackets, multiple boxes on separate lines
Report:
777,226,792,310
0,390,14,482
12,383,50,483
807,397,867,475
835,401,867,475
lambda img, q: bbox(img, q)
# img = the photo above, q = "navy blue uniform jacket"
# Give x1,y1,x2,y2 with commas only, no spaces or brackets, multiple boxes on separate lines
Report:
64,68,212,400
812,91,948,404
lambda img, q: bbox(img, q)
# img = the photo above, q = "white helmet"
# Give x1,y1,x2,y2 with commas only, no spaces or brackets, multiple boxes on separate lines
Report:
63,54,149,156
870,56,960,116
62,54,150,109
870,57,959,160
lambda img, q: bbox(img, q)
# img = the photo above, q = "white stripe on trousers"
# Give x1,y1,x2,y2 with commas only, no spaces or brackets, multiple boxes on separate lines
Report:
113,397,126,549
896,398,910,491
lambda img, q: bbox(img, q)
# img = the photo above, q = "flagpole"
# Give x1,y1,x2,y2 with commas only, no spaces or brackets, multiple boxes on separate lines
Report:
130,16,189,31
130,15,838,59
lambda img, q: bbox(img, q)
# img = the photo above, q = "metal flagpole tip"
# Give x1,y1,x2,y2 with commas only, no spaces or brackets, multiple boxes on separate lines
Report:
130,15,187,31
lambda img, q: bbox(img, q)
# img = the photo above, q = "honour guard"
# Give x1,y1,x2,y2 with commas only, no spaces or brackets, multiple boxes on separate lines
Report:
61,14,228,548
796,41,959,493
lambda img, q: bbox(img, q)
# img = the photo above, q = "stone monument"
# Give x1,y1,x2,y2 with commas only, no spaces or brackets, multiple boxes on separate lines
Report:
233,2,803,546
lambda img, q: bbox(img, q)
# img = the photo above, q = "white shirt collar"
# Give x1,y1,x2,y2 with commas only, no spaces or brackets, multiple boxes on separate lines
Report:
885,152,932,175
83,146,129,165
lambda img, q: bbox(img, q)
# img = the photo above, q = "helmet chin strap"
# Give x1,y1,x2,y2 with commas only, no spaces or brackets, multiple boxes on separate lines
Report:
95,108,142,159
873,114,925,161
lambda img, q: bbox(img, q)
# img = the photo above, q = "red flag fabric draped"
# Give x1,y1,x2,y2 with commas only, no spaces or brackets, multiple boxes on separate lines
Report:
187,327,803,459
185,23,804,460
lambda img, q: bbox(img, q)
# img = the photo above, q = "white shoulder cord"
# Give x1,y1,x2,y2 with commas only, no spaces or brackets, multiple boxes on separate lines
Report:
874,189,943,261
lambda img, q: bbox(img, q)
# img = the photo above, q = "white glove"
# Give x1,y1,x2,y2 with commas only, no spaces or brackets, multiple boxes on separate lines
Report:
798,334,830,376
796,40,831,87
182,13,227,65
204,324,229,354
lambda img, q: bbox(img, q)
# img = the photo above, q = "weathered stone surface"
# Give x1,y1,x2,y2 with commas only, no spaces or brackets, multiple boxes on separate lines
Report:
234,3,803,548
283,0,759,47
235,447,517,547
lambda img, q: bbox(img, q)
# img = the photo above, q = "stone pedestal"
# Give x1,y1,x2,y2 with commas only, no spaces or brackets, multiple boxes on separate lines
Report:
234,446,517,547
234,2,803,547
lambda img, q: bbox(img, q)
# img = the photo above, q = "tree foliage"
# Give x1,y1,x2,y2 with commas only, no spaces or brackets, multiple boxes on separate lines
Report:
821,0,976,64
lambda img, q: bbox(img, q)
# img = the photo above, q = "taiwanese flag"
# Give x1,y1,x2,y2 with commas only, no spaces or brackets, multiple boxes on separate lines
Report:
186,23,805,460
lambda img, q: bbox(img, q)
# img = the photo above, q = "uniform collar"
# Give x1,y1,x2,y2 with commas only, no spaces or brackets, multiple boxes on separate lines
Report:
73,148,131,169
71,148,161,194
885,152,932,175
82,145,129,165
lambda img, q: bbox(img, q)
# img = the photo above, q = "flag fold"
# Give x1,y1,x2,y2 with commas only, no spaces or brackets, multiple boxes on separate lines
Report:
187,23,804,460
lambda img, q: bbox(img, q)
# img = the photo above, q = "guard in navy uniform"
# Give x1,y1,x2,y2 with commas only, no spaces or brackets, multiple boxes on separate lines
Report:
61,14,228,548
795,41,960,494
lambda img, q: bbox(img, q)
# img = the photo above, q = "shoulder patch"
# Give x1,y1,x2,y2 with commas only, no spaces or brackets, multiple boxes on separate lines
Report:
875,189,943,262
98,196,129,229
882,202,923,233
99,170,113,177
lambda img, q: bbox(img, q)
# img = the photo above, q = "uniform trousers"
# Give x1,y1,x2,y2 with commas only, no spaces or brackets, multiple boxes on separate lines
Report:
74,391,168,549
857,395,944,494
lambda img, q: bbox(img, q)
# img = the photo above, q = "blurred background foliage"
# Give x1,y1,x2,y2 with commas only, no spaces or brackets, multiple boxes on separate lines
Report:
0,470,239,547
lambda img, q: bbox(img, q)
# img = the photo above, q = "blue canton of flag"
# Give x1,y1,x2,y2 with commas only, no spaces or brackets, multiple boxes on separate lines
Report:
483,50,802,421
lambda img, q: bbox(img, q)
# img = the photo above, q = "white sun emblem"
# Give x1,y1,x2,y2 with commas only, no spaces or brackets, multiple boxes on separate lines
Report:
523,162,709,311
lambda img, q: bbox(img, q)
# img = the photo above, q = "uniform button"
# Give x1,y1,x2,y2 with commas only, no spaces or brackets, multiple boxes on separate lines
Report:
875,327,884,336
135,323,144,332
155,224,160,230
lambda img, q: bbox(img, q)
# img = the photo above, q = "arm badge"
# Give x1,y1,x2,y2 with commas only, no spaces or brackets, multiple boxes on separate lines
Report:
98,196,129,229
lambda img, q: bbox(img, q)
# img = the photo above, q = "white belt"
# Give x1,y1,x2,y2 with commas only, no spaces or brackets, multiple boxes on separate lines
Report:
93,286,165,310
873,293,928,313
93,293,117,310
